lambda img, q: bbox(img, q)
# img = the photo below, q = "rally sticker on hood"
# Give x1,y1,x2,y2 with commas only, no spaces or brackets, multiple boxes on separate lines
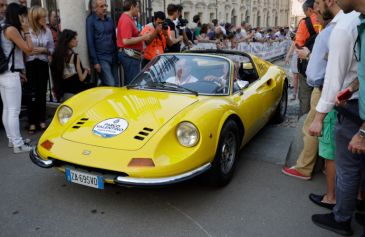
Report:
92,118,128,138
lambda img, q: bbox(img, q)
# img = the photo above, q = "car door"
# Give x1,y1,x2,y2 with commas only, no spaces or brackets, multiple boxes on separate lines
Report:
251,59,279,123
231,82,266,144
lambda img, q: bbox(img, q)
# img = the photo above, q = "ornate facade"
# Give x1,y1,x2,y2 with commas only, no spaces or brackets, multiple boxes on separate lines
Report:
20,0,291,66
152,0,291,27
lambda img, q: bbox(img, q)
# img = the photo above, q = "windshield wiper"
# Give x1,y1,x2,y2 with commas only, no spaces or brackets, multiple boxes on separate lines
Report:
126,84,144,89
127,81,199,96
159,82,199,96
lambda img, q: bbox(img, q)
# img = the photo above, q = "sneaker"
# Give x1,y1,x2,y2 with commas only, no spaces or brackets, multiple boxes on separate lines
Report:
309,193,335,210
281,166,311,180
8,138,31,148
312,213,353,236
13,144,33,154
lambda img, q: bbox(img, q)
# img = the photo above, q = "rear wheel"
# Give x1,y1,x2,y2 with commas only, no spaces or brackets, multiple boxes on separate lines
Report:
272,81,288,124
205,120,239,186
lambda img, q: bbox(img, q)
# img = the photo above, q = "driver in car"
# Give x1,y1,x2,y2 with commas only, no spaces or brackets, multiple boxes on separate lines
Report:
166,59,198,85
204,63,229,87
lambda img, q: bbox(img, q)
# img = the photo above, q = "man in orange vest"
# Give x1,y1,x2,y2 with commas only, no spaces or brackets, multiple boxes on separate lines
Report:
141,11,172,68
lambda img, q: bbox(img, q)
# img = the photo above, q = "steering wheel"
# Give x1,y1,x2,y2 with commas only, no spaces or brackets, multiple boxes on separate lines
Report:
215,84,228,94
183,80,221,94
200,80,228,94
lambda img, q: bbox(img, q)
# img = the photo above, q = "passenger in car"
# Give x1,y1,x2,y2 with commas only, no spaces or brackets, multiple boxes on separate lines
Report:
165,59,198,85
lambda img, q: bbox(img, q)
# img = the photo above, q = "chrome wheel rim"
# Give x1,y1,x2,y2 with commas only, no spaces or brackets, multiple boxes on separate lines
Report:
279,89,287,118
220,131,237,175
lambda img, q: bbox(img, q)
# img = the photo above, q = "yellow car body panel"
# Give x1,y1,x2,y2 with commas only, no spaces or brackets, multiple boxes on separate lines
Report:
32,52,287,185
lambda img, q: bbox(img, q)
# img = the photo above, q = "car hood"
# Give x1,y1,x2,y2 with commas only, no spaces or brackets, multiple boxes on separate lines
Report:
61,90,199,150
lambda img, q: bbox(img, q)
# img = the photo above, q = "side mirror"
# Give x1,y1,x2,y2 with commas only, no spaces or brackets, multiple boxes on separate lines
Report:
236,80,249,90
242,62,254,70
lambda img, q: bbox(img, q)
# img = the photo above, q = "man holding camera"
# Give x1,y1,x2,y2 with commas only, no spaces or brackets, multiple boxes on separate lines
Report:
140,11,172,68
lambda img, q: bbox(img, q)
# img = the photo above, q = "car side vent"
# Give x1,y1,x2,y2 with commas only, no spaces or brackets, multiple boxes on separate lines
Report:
134,128,154,141
72,118,89,129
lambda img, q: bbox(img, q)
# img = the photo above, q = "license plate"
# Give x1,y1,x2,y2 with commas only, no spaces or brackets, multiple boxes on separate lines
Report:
65,168,104,189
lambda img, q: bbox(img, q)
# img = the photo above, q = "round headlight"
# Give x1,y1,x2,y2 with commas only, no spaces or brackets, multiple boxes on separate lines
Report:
58,105,73,125
176,122,200,147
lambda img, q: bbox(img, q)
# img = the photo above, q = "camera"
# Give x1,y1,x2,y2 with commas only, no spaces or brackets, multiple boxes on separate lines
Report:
162,22,169,30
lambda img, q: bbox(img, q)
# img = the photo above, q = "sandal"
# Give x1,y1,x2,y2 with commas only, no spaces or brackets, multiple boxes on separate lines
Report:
28,125,36,134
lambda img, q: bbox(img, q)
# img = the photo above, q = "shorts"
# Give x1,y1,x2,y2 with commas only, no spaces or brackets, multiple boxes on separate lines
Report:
319,109,337,160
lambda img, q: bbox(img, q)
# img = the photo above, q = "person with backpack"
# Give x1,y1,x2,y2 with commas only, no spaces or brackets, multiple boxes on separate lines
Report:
283,0,339,209
0,3,33,153
295,0,321,118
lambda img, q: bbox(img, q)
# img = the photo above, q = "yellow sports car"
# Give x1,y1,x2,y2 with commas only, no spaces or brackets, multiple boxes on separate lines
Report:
30,50,288,188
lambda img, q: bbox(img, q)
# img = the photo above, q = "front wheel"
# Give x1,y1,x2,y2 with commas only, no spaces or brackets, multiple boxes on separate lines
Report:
205,120,239,186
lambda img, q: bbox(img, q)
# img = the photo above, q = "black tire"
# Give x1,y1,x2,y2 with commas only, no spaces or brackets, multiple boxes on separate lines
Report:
205,120,239,186
272,82,288,124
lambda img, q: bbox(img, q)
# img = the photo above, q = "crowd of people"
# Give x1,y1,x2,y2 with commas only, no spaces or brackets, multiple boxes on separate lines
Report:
1,0,365,234
0,0,293,155
281,0,365,236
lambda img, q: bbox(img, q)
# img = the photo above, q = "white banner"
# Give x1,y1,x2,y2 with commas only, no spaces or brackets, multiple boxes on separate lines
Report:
192,40,291,61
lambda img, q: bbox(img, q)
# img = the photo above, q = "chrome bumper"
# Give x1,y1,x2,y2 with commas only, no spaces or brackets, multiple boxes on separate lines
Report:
29,146,211,186
114,163,212,187
29,147,54,168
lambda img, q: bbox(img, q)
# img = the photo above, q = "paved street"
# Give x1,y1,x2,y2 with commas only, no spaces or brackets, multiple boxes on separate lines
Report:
0,61,363,237
1,124,363,237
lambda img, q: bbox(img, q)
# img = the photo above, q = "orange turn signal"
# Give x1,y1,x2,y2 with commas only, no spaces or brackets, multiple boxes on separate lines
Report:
41,140,54,151
128,158,155,167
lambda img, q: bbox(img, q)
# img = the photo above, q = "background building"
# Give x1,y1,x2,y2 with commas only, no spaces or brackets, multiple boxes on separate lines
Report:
290,0,306,27
152,0,291,27
18,0,292,68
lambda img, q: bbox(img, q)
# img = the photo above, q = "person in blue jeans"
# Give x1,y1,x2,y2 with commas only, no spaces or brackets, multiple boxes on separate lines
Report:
335,1,365,236
86,0,119,86
116,0,150,85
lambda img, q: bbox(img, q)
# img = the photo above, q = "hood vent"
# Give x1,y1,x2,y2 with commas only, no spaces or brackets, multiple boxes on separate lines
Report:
134,127,154,141
72,118,89,129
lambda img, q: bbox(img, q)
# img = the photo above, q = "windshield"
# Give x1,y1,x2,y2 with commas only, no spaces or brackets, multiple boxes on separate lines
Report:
129,55,231,95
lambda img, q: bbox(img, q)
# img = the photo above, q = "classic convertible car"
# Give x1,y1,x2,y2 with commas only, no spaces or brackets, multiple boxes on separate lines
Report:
30,50,288,188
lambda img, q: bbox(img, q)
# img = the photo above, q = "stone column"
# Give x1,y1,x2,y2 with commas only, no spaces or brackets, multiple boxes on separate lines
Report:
57,0,89,67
